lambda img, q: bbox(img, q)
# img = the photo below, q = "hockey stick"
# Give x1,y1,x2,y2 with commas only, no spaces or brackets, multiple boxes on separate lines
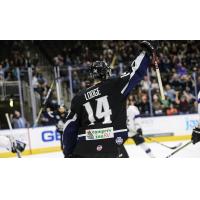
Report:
166,141,192,158
33,80,55,127
5,113,21,158
117,146,123,158
110,55,117,69
116,137,124,158
154,61,165,101
145,136,182,150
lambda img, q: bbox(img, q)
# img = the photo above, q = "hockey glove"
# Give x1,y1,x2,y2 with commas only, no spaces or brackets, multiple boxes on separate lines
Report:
140,41,155,54
192,127,200,145
140,41,159,67
11,140,26,153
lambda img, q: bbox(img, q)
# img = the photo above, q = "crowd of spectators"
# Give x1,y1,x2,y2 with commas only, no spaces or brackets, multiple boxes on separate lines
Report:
0,41,39,81
53,41,200,117
0,41,50,106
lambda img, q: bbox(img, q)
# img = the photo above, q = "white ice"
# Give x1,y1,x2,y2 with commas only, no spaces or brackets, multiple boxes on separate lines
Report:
24,140,200,158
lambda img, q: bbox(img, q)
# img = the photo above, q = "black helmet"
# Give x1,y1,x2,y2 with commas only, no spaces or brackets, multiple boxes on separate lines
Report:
89,61,111,81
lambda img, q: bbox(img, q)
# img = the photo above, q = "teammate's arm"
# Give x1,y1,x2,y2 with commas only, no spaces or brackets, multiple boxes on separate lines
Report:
191,92,200,144
62,98,79,157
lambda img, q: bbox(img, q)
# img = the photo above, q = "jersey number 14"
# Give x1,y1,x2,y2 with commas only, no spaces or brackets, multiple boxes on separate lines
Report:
83,96,112,125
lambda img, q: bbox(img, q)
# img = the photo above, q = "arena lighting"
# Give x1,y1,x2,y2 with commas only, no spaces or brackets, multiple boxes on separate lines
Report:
9,98,14,107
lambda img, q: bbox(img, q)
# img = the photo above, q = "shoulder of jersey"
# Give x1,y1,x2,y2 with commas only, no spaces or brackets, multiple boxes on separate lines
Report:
198,91,200,100
72,91,83,103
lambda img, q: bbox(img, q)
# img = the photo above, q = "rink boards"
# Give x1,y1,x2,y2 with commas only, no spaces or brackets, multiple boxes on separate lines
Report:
0,126,61,157
0,114,198,157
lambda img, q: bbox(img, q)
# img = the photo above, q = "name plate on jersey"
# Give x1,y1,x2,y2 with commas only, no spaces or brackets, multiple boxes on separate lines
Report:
85,127,114,140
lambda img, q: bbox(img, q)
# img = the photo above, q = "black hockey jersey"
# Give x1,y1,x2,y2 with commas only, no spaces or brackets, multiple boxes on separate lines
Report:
63,51,150,155
46,111,68,132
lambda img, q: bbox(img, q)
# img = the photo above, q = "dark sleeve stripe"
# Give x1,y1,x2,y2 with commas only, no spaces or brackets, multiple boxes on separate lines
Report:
121,52,150,97
198,99,200,103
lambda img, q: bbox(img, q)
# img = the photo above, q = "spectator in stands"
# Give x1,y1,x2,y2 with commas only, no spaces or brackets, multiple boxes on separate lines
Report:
152,94,163,116
140,76,149,91
5,72,15,81
166,103,178,116
72,71,81,93
36,83,49,105
10,110,27,129
32,72,49,104
183,87,195,103
165,84,176,102
54,55,64,66
137,94,150,117
161,95,171,114
32,72,39,90
176,95,190,114
169,69,180,89
176,62,187,77
151,78,159,91
0,61,10,81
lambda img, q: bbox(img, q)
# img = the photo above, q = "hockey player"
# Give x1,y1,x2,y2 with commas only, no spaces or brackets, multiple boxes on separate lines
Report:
63,41,157,158
127,99,155,158
191,91,200,144
0,135,26,154
46,105,68,150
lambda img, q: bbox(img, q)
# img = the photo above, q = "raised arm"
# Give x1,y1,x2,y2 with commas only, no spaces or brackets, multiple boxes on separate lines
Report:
119,41,156,97
120,51,150,97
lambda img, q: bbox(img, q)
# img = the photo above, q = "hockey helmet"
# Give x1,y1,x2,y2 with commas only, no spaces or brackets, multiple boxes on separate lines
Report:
89,61,111,80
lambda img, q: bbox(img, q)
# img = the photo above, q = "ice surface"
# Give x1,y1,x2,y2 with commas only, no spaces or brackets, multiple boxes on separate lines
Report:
24,140,200,158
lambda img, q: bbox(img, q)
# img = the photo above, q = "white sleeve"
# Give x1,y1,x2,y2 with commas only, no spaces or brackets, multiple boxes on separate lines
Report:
134,106,142,131
127,106,141,137
127,106,136,134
